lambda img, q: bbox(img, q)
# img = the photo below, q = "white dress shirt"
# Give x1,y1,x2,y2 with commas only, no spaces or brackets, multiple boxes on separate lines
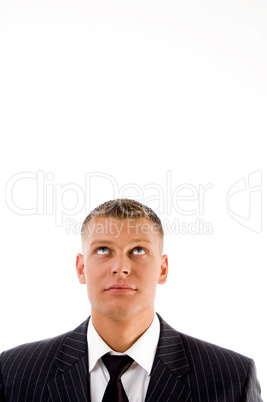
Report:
87,314,160,402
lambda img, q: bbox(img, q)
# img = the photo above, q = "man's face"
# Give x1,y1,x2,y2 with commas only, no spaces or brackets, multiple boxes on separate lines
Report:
76,217,168,322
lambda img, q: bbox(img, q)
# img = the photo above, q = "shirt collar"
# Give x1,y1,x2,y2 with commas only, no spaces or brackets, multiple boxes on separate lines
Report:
88,314,160,375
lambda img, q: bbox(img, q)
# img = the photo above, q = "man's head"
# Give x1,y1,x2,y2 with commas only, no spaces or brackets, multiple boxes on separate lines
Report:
76,199,168,324
81,198,164,252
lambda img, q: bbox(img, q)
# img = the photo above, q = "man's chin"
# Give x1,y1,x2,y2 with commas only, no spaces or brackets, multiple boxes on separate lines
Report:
98,304,144,322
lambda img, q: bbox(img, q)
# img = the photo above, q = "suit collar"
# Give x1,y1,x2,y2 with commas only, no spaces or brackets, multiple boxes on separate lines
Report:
156,314,190,378
47,315,191,402
53,317,89,371
145,314,191,401
47,317,90,401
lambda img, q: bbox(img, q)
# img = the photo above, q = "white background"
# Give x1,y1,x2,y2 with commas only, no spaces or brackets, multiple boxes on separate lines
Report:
0,0,266,398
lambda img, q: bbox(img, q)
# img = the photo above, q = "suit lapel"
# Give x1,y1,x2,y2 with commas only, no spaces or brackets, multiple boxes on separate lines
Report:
145,315,191,402
47,315,191,402
48,318,91,402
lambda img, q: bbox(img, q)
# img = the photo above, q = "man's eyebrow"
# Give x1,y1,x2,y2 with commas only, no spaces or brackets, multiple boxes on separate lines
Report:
89,239,152,247
89,240,113,247
128,239,152,245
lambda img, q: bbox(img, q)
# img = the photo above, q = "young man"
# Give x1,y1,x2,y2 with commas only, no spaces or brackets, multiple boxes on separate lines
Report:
0,199,263,401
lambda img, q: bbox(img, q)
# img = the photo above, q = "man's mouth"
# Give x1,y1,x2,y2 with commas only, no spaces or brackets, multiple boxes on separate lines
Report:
105,284,136,294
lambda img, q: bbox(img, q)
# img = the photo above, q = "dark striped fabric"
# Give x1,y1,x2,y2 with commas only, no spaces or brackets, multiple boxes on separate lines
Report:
0,315,262,401
149,318,262,401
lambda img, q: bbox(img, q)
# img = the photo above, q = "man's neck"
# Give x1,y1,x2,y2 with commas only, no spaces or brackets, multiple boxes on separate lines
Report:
91,309,155,353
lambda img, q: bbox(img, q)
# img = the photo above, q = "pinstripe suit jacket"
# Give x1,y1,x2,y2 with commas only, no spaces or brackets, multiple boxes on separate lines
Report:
0,314,262,402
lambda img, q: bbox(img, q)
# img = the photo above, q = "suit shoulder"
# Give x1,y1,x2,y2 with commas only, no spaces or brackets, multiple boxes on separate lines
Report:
179,330,251,377
0,317,90,367
1,316,90,375
180,331,249,361
0,331,67,370
0,318,89,402
158,315,251,376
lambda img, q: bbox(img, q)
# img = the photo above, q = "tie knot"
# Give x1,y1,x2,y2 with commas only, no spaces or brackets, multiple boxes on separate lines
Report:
102,354,134,381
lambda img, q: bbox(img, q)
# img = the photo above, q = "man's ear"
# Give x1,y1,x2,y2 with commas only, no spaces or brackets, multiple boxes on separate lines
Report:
76,253,86,284
158,254,168,285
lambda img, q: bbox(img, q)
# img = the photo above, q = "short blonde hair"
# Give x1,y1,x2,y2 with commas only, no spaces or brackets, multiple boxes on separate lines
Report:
81,198,164,240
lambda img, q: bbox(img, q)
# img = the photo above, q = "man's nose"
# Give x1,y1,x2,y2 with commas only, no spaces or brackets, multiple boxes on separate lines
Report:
111,255,130,276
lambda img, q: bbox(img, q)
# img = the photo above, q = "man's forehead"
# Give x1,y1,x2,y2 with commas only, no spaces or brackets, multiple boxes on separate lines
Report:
83,217,160,240
87,217,158,236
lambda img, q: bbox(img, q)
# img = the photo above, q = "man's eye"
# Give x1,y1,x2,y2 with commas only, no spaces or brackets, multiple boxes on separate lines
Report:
132,247,146,255
96,247,110,255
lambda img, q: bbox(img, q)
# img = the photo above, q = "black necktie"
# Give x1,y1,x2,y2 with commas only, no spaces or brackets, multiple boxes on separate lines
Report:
101,353,134,402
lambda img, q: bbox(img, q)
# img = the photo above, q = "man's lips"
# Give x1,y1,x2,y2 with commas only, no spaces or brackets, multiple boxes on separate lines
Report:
105,284,136,293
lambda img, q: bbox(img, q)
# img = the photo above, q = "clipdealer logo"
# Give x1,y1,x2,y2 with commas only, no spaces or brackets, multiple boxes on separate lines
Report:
5,171,214,236
226,170,262,233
